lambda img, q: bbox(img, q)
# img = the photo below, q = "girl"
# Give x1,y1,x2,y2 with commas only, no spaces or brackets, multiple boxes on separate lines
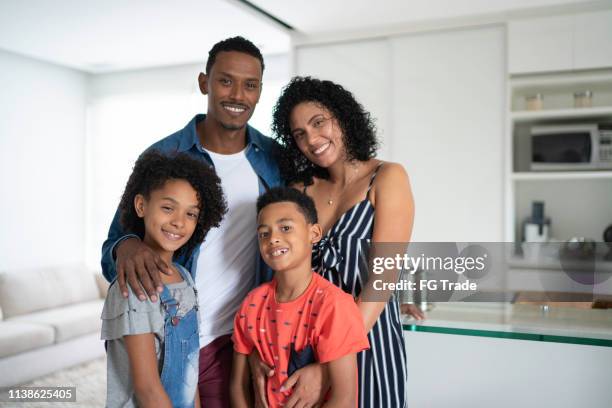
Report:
101,150,226,408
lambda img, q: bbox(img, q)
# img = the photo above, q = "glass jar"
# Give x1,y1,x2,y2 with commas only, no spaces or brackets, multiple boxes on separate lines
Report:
574,90,593,108
525,93,543,111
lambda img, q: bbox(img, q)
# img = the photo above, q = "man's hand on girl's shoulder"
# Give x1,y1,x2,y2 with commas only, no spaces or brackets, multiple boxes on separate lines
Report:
116,237,170,302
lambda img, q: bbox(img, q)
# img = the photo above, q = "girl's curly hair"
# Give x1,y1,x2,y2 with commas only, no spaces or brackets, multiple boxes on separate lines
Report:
272,76,378,185
118,150,227,260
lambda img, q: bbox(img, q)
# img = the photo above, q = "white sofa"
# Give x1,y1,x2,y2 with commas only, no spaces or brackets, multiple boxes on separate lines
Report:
0,265,108,387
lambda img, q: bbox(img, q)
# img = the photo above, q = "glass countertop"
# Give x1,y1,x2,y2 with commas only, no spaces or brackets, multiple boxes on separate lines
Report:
402,303,612,347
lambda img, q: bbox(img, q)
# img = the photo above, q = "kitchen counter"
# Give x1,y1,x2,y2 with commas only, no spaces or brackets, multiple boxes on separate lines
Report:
508,255,612,272
402,302,612,347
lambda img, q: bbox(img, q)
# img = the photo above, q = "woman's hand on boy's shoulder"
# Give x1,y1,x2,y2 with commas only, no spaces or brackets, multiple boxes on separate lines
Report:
115,237,171,302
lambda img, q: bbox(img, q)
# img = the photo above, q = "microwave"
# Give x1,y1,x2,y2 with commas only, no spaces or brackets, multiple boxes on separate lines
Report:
530,123,612,171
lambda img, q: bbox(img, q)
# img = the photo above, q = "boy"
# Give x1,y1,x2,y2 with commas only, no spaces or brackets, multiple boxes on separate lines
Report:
231,187,370,408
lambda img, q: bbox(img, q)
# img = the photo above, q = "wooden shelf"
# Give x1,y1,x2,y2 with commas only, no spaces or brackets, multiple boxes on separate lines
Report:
511,106,612,122
512,171,612,181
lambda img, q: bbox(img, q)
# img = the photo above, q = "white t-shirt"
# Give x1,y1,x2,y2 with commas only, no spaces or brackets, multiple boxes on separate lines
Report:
195,147,259,347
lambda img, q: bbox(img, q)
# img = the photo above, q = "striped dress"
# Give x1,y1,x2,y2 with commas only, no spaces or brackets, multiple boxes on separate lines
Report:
310,164,408,408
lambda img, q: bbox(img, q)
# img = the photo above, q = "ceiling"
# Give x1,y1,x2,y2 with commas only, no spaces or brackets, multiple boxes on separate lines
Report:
0,0,290,73
251,0,591,34
0,0,599,74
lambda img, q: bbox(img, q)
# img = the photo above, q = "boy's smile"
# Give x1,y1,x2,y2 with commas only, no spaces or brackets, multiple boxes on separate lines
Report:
270,247,289,257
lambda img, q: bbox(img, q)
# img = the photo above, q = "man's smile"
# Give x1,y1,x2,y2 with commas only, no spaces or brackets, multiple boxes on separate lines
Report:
221,102,248,115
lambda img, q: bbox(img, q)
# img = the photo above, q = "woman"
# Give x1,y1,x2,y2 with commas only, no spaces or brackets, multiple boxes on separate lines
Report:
271,76,418,408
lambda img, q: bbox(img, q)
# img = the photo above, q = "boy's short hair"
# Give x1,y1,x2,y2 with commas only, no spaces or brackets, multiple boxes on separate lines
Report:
206,36,265,74
118,150,227,258
256,187,318,224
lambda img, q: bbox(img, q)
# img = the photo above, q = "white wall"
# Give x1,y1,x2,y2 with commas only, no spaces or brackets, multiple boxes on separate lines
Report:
86,54,290,268
391,26,505,242
294,26,505,242
0,50,289,271
0,50,88,270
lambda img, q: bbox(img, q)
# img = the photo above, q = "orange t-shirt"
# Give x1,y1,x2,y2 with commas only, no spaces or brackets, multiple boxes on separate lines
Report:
232,272,370,407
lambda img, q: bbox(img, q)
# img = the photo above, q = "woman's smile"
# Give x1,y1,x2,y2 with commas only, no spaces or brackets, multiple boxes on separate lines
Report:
312,142,331,156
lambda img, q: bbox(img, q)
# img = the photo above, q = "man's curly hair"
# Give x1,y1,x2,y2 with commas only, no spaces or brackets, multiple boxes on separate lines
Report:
272,76,378,185
206,36,264,74
118,150,227,260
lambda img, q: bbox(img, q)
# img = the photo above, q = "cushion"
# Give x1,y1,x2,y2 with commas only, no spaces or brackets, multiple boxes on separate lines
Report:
0,265,100,318
9,300,104,343
0,321,54,358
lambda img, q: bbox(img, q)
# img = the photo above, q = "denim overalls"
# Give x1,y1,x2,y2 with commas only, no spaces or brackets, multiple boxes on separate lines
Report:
159,264,200,408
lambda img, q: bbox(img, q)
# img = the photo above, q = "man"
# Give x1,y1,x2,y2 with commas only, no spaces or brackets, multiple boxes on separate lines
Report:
101,36,281,407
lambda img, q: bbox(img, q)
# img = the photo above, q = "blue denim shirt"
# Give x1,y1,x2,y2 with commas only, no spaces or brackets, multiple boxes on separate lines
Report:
101,114,282,285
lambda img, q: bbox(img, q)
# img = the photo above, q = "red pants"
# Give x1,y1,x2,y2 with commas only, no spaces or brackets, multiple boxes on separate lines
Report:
198,334,233,408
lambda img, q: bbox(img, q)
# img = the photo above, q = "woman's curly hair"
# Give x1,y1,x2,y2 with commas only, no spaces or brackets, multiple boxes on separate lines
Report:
272,76,378,185
118,150,227,260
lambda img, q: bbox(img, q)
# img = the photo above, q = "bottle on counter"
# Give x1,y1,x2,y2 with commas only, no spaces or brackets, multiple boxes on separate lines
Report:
523,201,551,243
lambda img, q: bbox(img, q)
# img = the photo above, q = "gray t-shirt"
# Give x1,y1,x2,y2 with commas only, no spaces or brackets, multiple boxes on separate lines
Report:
101,278,197,408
